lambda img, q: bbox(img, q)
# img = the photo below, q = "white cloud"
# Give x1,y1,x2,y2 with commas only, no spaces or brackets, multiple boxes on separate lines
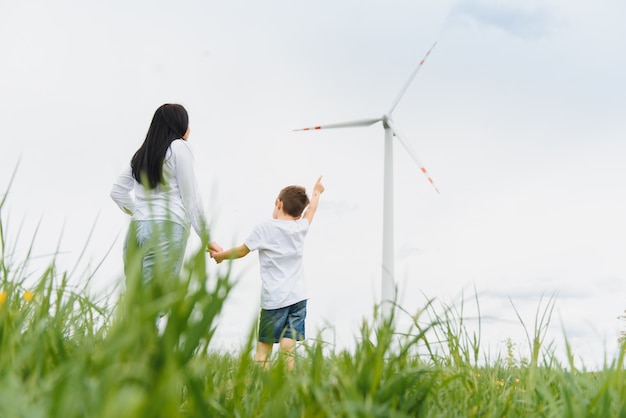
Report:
449,0,556,39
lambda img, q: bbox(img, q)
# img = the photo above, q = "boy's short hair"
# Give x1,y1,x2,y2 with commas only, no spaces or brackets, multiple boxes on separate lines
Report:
278,186,310,217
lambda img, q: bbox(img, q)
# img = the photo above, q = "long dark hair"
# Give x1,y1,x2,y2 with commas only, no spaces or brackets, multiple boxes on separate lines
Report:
131,104,189,188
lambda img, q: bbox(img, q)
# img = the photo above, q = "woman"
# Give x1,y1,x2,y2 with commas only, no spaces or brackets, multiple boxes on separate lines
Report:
111,103,220,285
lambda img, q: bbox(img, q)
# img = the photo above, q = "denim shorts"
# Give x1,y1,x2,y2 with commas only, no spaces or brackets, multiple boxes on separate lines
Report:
258,300,307,344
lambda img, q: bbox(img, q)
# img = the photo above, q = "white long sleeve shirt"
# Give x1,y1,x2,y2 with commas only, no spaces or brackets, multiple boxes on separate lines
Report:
110,139,206,237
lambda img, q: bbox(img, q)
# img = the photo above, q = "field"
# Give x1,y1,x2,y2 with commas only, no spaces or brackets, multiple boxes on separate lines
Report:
2,194,626,417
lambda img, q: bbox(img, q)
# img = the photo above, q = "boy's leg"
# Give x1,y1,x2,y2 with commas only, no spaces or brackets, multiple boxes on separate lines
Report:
254,341,273,369
257,308,277,369
279,337,297,371
279,300,307,370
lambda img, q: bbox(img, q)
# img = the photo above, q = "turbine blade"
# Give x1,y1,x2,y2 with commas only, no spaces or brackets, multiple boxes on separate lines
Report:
388,41,437,115
293,118,381,131
386,119,440,194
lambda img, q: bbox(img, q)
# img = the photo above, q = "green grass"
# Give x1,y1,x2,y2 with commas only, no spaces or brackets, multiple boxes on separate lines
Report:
2,183,626,417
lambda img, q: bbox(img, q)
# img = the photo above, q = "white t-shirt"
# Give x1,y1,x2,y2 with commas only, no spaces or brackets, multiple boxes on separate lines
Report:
245,218,310,310
110,139,206,237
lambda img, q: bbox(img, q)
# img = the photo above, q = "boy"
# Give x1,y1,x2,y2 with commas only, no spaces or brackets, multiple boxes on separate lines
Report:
210,176,325,369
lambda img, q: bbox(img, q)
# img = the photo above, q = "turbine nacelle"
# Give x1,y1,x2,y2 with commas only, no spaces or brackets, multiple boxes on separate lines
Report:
381,114,392,129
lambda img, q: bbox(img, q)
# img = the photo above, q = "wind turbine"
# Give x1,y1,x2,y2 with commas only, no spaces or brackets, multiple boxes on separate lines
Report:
294,42,440,316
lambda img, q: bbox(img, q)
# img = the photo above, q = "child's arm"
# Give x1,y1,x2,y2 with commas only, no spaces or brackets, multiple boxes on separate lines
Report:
303,176,325,225
211,244,250,264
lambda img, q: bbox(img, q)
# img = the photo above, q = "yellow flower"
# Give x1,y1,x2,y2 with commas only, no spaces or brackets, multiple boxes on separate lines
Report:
497,380,504,387
0,290,6,304
23,290,34,302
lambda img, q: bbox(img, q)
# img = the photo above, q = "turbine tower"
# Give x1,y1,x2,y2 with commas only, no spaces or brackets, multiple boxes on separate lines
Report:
294,43,440,316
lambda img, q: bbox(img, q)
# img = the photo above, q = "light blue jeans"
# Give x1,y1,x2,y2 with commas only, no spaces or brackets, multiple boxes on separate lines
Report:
123,220,189,287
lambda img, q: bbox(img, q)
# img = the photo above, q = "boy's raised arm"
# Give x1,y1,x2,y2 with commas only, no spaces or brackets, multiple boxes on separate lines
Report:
303,176,325,225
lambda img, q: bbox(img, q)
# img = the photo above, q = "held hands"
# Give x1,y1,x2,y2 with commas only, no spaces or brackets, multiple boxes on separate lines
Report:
207,242,224,263
208,241,222,253
211,251,226,264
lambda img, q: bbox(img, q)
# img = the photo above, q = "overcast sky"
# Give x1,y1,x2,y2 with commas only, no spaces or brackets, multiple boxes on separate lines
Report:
1,0,625,368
